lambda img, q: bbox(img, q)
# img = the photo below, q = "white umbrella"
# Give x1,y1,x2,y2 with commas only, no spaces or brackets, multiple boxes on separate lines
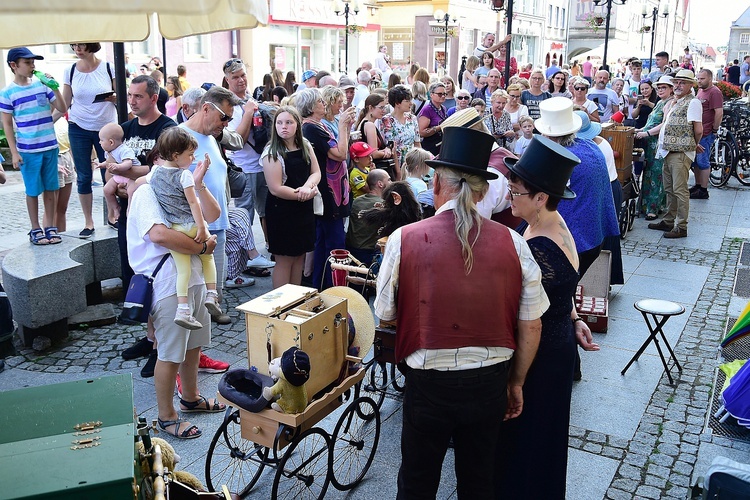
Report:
0,0,268,47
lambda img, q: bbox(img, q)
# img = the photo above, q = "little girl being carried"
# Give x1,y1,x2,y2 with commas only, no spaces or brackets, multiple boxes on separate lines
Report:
149,127,220,330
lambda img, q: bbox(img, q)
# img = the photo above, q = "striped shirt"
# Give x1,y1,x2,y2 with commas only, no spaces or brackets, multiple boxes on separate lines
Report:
0,81,57,153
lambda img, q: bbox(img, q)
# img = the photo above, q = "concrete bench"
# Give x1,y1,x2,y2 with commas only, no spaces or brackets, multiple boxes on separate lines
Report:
1,231,121,347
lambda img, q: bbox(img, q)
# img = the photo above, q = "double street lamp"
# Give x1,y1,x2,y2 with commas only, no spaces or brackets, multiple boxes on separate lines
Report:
433,10,456,74
642,3,670,73
593,0,626,71
333,0,361,74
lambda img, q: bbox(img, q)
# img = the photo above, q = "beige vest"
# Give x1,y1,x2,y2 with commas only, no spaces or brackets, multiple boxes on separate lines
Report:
662,94,696,153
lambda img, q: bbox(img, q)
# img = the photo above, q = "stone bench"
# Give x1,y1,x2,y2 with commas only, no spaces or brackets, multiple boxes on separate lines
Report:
1,231,121,347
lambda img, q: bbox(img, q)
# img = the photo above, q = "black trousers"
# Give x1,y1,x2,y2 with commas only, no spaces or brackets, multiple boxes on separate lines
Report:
397,361,510,500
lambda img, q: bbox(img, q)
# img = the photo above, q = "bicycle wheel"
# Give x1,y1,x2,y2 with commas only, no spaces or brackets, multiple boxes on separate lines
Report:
330,397,381,490
709,139,733,187
205,409,267,498
358,361,386,418
390,362,406,393
736,157,750,186
272,427,331,500
619,202,629,239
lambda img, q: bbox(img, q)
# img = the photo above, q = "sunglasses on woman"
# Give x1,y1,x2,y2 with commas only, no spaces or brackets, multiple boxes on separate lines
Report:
456,96,470,100
574,86,587,91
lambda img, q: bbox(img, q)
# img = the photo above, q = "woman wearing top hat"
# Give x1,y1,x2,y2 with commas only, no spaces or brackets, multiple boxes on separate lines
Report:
495,136,600,500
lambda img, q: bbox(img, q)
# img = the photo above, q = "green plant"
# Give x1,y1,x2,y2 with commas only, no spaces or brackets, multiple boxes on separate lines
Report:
582,12,605,32
347,25,363,37
0,128,8,148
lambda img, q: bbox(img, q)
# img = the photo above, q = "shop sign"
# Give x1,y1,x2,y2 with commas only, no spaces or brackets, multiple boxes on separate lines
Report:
271,0,368,27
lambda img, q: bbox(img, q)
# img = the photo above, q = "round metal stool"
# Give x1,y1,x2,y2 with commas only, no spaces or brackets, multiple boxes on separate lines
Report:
621,299,685,385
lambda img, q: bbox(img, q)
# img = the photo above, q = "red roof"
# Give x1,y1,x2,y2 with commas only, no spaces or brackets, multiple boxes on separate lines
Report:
706,46,717,58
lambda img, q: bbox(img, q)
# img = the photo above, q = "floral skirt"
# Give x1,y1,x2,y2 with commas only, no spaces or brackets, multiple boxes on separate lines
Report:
640,136,666,216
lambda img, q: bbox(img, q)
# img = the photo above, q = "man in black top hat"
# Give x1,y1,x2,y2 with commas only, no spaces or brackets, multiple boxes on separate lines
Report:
375,127,548,498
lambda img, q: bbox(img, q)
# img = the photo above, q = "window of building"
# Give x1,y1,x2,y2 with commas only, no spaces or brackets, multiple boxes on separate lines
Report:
48,44,75,59
183,35,210,61
124,41,151,58
555,6,560,28
741,33,750,45
561,8,566,29
381,28,415,76
548,5,553,25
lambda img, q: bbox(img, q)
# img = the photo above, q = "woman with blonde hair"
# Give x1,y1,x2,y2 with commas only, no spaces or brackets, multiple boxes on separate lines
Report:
320,85,345,140
484,89,515,149
441,75,457,110
271,68,285,87
411,80,428,115
407,63,420,85
506,83,530,136
413,67,431,87
402,148,433,199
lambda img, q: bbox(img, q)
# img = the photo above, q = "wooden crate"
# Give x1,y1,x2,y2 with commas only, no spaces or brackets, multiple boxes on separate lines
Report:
577,251,612,333
238,284,349,399
600,124,634,184
0,374,135,499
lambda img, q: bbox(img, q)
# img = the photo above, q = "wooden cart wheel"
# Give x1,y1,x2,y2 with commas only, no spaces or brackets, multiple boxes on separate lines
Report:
205,408,267,498
330,396,381,491
271,427,332,500
619,201,629,239
357,361,386,419
389,362,406,393
628,199,637,232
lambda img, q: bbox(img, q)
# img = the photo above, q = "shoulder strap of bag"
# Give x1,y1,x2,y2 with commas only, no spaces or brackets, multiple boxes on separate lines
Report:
152,254,171,278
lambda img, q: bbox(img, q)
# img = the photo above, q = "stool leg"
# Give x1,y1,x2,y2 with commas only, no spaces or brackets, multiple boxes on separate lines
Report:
658,330,682,373
651,332,674,385
621,312,660,376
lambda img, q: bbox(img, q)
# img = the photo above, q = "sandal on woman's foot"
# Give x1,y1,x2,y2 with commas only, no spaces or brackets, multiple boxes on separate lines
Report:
157,417,202,439
645,213,657,221
244,267,271,277
28,228,49,245
179,394,226,413
44,226,62,244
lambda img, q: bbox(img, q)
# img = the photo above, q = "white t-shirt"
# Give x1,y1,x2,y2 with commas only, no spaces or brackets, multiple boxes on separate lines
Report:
514,135,533,156
227,103,262,174
64,61,117,131
587,87,620,122
657,97,703,161
595,137,618,182
127,184,206,304
476,168,510,219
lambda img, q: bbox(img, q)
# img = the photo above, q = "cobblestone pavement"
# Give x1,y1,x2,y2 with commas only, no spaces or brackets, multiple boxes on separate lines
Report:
1,167,749,499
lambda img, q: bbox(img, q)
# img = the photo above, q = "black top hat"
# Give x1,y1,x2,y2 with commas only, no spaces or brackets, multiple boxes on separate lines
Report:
426,127,498,180
218,369,274,413
503,136,579,199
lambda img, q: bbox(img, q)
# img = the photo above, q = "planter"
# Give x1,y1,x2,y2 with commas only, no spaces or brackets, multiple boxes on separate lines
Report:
594,16,604,26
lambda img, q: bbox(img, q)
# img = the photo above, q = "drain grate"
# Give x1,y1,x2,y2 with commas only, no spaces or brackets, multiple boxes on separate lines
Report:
734,268,750,298
740,242,750,267
709,317,750,443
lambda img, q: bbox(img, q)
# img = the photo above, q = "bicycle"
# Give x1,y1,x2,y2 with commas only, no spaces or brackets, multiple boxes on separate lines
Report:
709,99,750,187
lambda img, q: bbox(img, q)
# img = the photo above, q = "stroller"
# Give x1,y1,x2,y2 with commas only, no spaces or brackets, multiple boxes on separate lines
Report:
714,359,750,428
690,456,750,499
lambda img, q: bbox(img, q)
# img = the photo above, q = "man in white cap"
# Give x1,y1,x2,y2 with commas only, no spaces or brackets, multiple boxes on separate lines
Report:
647,69,702,238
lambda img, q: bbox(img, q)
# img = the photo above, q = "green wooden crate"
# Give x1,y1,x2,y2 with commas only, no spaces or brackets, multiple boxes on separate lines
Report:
0,374,136,499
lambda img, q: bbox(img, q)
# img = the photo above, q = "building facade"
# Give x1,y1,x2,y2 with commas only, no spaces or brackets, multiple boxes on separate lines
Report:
728,6,750,63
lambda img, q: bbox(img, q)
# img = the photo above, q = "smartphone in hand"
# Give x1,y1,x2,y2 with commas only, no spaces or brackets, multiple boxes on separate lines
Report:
93,91,115,103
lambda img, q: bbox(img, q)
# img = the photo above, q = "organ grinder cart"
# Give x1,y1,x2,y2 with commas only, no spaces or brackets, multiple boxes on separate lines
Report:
599,123,641,238
205,284,380,499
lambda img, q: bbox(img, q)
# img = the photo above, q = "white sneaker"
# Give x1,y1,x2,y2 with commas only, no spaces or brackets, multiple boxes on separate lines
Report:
246,255,275,269
225,276,256,288
174,309,203,330
204,292,223,316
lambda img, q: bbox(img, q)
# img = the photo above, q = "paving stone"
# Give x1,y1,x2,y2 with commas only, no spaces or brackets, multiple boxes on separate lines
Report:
644,474,667,489
669,473,690,487
606,487,633,500
618,463,643,481
646,463,671,479
583,443,602,454
649,453,674,467
656,442,680,456
672,461,693,476
635,485,662,499
611,478,639,492
588,431,607,443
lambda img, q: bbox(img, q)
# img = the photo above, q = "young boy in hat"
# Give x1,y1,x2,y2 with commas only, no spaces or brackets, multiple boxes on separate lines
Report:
0,47,67,245
349,141,375,199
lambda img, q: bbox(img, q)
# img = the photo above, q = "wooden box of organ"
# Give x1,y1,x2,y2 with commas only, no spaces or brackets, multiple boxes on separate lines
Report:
238,284,349,398
600,123,634,184
0,374,136,499
576,250,612,333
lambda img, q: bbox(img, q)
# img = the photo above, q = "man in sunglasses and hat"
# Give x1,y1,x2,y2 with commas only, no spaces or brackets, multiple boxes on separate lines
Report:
375,126,548,498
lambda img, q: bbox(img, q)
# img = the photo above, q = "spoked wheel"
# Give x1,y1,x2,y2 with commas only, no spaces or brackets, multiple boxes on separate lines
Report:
736,157,750,186
272,428,331,500
205,409,267,498
358,361,386,418
628,199,637,232
709,139,734,187
389,362,406,393
330,397,381,491
619,202,629,239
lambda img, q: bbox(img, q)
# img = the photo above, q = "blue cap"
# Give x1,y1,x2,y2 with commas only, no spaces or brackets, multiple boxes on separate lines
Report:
7,47,44,64
302,70,317,82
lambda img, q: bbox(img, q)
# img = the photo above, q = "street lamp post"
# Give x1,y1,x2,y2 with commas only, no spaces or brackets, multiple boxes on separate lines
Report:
333,0,360,75
433,10,455,74
490,0,513,89
593,0,626,72
642,3,669,74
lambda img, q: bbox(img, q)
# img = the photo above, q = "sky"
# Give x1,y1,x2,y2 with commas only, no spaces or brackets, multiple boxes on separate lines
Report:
689,0,746,48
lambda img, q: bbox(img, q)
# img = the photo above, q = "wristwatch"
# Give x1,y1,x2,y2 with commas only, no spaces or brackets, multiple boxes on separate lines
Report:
200,241,207,255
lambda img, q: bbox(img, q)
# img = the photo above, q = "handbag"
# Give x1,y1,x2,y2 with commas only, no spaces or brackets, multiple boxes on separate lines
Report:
227,158,247,198
313,191,324,216
119,254,170,325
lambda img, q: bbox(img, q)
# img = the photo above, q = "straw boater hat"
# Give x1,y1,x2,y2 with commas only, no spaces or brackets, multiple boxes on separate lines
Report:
503,135,580,199
439,107,487,132
323,286,376,358
671,69,697,84
534,97,582,137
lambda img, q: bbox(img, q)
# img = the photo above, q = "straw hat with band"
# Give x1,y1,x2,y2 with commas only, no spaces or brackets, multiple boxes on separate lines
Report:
534,97,583,137
671,69,697,84
426,127,498,180
323,286,376,358
503,135,580,199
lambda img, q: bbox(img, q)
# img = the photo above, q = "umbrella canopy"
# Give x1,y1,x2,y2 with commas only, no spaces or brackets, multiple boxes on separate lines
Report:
722,301,750,348
0,0,268,48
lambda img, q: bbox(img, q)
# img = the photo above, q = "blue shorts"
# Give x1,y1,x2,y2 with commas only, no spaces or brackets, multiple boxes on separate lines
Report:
692,134,714,171
19,148,60,196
